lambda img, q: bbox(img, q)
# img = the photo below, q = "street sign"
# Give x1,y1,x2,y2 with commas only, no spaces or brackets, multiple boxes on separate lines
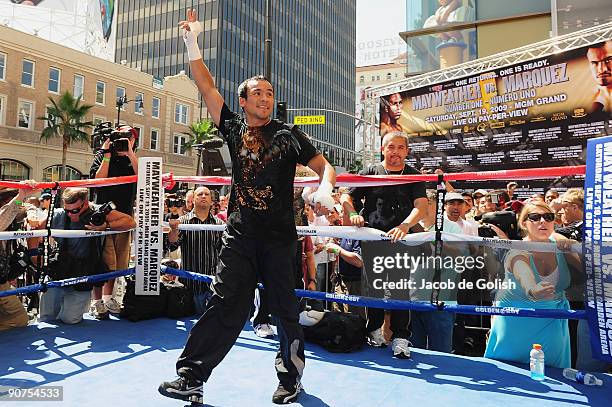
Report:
294,115,326,125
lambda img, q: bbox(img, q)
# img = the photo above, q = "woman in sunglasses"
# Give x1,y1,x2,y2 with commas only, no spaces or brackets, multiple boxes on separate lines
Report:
484,201,579,368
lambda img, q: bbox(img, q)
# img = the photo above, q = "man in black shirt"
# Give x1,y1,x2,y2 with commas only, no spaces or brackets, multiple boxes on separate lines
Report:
342,131,428,358
159,10,336,405
166,186,223,314
89,126,138,319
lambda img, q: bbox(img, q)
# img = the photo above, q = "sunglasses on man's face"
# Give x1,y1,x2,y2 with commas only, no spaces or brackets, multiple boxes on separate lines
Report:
526,212,555,222
65,201,85,214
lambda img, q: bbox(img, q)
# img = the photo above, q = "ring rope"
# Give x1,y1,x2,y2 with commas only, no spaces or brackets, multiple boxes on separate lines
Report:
0,265,588,320
0,165,585,190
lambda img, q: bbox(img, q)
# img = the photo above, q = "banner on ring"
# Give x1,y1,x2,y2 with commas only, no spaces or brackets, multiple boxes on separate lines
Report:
135,157,163,295
584,134,612,363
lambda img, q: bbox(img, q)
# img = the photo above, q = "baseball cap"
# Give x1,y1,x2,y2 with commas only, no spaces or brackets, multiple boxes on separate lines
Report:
472,189,488,198
444,192,465,203
40,191,52,200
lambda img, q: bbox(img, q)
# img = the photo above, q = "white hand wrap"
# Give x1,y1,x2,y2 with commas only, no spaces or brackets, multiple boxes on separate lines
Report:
183,21,203,61
312,181,335,211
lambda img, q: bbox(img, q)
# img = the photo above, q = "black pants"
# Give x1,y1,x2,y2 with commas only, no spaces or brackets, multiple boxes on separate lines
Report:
176,233,305,386
366,308,411,339
253,287,272,326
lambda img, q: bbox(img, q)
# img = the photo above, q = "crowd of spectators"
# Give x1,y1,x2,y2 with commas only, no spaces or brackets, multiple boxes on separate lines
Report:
0,139,608,373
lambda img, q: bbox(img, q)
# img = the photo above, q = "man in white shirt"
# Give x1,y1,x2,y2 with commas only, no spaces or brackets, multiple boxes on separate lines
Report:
444,192,479,236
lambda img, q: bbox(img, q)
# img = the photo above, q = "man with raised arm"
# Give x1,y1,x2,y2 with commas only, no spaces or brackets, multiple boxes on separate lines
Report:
158,9,336,405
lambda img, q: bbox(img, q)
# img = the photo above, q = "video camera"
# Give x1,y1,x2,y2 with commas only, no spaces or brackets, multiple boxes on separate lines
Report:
91,122,131,154
166,198,185,208
82,201,116,227
0,244,36,284
477,210,520,240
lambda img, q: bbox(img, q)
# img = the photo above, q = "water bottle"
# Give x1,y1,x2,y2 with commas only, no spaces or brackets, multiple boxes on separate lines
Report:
562,368,603,386
530,344,545,380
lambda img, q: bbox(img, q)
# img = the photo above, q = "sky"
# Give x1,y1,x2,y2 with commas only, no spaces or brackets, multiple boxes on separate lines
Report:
356,0,407,67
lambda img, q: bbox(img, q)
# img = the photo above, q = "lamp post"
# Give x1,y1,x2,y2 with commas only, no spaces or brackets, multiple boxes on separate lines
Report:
115,95,144,126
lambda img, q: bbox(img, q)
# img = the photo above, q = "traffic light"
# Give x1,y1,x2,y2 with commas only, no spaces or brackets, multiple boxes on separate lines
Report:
276,101,287,122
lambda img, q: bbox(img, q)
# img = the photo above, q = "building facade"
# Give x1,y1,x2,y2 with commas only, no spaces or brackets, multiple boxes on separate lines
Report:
0,25,200,182
115,0,356,169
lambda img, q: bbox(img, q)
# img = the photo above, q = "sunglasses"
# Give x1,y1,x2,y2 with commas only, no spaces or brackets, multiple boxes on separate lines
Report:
65,201,85,214
526,212,555,222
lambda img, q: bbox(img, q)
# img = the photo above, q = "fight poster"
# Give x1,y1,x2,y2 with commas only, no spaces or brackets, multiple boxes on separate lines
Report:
379,39,612,189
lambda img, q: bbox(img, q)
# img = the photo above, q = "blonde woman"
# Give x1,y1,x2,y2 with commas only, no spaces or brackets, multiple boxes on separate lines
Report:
484,201,578,368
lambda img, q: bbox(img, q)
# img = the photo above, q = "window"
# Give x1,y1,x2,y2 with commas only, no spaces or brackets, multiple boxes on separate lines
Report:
116,87,126,110
173,134,187,155
0,94,5,125
134,92,144,114
96,81,106,105
21,59,35,87
73,74,84,99
152,97,160,118
42,165,82,182
0,53,6,81
48,67,61,93
150,128,159,150
175,103,189,124
92,116,106,128
359,75,364,84
386,73,392,81
0,159,30,180
17,100,33,129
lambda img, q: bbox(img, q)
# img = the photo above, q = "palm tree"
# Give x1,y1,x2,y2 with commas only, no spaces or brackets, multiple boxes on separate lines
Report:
39,91,93,181
185,119,224,176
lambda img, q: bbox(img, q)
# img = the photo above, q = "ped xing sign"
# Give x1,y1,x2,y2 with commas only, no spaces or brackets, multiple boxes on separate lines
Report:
294,115,326,125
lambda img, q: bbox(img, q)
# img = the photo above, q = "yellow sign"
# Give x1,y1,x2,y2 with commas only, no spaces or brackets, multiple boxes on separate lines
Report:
294,115,326,125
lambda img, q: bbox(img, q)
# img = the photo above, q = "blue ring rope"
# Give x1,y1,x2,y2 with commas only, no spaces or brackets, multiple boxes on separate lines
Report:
0,266,587,320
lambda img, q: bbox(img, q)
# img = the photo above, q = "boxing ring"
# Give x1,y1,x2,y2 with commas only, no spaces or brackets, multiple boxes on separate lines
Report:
1,147,611,405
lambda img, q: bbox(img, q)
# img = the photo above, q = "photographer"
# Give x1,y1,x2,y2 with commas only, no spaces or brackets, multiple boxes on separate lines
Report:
165,194,186,221
35,187,135,324
476,190,514,240
0,180,38,331
89,125,138,319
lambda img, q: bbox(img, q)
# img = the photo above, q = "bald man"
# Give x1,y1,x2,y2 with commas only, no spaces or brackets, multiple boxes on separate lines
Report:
166,187,224,313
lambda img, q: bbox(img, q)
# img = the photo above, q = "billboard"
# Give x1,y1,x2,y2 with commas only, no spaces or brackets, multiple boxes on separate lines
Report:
0,0,116,61
379,40,612,186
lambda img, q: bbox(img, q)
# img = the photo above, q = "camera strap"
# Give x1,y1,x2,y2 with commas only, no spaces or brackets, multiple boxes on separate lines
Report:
38,183,60,289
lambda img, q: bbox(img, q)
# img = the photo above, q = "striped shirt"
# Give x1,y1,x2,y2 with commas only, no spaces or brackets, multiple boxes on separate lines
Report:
164,210,223,294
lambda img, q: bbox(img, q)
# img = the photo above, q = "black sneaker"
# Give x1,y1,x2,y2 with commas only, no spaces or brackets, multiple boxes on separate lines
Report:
158,376,203,403
272,381,302,404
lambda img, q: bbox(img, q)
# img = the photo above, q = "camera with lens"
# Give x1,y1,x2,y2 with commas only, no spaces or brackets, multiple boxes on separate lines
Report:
166,198,185,208
477,210,519,239
83,201,116,227
91,122,131,154
0,243,35,284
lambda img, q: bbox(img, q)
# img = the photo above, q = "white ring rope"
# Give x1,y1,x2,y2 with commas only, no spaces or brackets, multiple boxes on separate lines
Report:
0,229,132,241
0,225,579,254
171,224,580,253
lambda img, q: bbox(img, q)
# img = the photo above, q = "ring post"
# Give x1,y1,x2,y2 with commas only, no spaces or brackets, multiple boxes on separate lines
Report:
583,135,612,363
135,157,164,295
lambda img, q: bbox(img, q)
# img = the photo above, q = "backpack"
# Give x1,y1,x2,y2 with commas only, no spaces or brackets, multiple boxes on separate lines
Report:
302,311,367,353
120,277,168,321
164,281,196,318
120,278,196,321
